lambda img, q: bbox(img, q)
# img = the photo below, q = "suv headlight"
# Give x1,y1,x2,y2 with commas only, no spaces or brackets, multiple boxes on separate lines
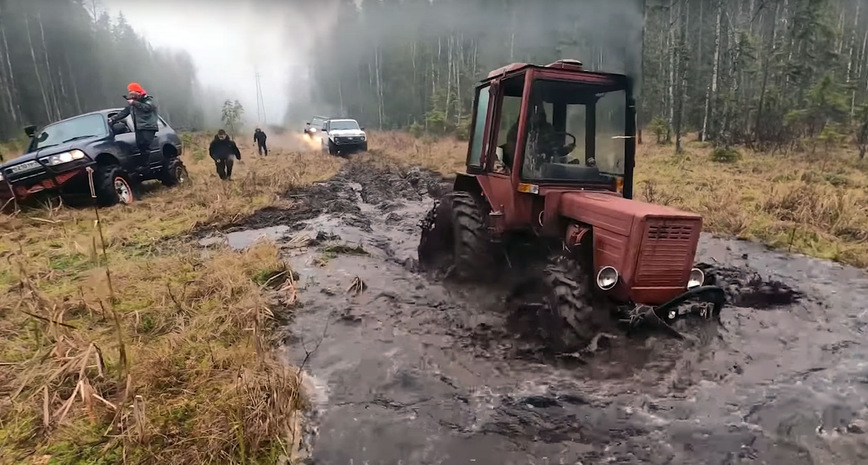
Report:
43,149,86,166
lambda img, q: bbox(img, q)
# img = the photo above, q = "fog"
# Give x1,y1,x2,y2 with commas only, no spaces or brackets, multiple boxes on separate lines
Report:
103,0,315,127
102,0,644,130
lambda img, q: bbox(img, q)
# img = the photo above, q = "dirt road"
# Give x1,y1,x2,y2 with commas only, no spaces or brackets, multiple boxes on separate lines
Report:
202,157,868,464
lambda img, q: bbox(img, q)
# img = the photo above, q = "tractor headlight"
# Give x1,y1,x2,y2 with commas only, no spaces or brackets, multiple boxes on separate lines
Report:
687,268,705,289
42,149,86,166
596,266,619,291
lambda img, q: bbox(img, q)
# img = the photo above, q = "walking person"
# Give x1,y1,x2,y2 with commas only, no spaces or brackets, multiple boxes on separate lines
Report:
254,128,268,156
108,82,159,174
209,129,241,180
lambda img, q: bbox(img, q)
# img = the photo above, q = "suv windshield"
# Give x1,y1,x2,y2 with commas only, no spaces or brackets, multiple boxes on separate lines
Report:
29,114,108,152
519,79,627,183
311,117,325,127
329,120,360,131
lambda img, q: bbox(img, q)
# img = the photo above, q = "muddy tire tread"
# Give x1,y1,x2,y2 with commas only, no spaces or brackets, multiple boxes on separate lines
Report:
449,192,490,279
542,255,597,346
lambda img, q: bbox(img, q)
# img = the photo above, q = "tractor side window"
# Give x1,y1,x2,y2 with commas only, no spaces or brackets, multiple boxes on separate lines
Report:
494,95,521,174
491,75,526,174
594,90,627,175
467,85,491,168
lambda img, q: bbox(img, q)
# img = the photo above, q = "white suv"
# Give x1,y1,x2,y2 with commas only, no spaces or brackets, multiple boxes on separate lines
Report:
321,119,368,155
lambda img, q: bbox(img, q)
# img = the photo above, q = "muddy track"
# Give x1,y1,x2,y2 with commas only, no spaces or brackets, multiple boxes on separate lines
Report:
200,157,868,465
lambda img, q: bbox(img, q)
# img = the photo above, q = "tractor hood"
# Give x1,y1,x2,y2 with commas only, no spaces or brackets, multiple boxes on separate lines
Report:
558,191,701,235
558,191,703,305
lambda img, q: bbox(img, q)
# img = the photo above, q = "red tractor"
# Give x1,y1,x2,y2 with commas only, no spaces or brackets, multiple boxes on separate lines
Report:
418,59,724,347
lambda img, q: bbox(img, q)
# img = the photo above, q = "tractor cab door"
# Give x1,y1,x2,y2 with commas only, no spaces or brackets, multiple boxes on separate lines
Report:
466,83,494,172
463,72,534,230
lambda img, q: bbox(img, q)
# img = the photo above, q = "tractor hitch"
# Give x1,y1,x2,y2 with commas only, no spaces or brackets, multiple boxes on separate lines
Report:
618,285,727,339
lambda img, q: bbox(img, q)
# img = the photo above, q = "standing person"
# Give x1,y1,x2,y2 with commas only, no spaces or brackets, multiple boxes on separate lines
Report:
108,82,159,173
209,129,241,180
254,128,268,156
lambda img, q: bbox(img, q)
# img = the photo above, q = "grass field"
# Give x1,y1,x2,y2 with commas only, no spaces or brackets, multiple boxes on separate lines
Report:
0,129,865,464
0,133,340,464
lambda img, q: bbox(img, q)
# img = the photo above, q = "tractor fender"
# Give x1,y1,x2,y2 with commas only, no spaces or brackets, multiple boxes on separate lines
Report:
565,222,592,249
452,173,483,196
452,173,506,236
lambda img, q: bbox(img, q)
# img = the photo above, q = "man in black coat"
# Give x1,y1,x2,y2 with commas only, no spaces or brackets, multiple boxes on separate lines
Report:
108,82,159,173
209,129,241,180
254,128,268,156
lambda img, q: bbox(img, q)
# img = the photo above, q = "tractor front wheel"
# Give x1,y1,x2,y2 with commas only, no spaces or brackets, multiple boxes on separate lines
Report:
539,254,598,351
418,191,492,280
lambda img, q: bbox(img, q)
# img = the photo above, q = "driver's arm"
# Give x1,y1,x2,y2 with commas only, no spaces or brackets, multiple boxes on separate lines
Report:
110,106,130,124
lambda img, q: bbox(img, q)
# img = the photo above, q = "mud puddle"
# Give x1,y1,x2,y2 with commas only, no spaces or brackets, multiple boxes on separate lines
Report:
211,158,868,464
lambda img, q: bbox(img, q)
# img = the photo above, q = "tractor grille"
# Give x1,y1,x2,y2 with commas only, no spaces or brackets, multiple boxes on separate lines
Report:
634,219,698,287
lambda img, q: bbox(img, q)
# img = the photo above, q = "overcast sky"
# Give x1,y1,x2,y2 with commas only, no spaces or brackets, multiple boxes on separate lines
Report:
103,0,304,125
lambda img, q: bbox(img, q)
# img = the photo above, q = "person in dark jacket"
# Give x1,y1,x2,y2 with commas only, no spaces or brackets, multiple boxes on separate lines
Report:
209,129,241,180
253,128,268,156
108,82,159,173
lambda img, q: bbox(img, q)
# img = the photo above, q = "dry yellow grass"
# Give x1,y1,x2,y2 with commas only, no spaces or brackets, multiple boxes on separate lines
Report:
1,127,866,463
0,133,341,464
370,131,868,268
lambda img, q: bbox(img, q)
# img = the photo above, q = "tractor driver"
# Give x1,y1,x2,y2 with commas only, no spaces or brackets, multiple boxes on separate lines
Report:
522,105,561,175
500,105,557,174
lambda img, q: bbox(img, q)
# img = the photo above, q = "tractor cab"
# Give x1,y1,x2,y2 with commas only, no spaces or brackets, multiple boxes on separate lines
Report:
463,59,635,200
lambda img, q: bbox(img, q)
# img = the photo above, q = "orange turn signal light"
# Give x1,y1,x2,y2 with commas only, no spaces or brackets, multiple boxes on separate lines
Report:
517,183,540,194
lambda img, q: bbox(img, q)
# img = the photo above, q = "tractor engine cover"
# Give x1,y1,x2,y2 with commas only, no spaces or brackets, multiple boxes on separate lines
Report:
558,191,703,305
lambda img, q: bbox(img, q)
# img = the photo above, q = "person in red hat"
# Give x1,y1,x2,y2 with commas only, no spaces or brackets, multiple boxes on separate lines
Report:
108,82,159,174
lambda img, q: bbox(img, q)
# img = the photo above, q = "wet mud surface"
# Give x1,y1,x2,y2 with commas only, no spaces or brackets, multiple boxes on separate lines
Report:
202,158,868,464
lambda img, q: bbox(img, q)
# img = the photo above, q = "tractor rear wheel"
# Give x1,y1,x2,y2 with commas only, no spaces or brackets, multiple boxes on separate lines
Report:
540,254,597,351
418,191,491,280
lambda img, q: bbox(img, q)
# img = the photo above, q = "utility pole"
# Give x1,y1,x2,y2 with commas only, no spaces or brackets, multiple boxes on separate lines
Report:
255,71,266,125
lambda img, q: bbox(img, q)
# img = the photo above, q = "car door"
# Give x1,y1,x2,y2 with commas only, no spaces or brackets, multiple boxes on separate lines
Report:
111,114,138,157
320,120,329,150
150,117,168,166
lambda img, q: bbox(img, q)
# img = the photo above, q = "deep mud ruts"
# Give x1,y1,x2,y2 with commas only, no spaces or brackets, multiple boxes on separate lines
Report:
202,157,868,464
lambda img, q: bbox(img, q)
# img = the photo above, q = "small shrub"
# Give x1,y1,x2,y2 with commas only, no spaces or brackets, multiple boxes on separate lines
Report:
649,117,670,144
409,122,425,138
711,147,742,163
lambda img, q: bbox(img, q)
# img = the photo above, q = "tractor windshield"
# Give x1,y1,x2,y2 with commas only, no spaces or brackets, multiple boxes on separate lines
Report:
520,79,627,183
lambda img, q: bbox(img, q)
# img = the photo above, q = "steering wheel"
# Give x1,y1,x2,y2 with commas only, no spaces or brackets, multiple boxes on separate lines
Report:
547,132,577,160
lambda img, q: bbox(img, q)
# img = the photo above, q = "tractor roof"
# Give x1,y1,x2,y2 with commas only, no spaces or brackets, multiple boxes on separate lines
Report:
481,59,628,85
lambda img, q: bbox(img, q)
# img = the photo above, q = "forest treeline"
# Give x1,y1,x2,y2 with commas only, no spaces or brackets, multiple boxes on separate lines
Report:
305,0,868,157
2,0,868,158
0,0,203,143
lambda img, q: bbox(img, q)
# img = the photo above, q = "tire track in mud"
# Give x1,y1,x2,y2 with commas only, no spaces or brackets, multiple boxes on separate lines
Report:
202,157,868,465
